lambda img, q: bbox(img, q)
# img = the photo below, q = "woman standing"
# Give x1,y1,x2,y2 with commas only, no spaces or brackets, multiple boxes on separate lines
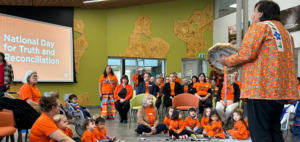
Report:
136,94,166,136
19,70,41,110
193,73,212,114
114,75,133,123
99,65,118,119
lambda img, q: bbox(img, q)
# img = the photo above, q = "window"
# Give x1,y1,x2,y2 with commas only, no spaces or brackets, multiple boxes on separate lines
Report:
214,0,237,19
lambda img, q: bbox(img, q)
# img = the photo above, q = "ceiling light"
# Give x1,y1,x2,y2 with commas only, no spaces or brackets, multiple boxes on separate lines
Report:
83,0,107,4
229,4,237,8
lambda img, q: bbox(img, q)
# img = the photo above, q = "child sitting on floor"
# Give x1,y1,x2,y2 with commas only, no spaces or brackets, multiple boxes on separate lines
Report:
81,119,96,142
168,110,189,140
226,109,249,139
202,110,225,139
199,107,211,133
50,114,73,142
163,106,174,129
93,117,116,142
184,107,201,135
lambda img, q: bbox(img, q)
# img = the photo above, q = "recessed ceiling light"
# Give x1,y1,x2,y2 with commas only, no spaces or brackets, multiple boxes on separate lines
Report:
83,0,107,4
229,4,237,8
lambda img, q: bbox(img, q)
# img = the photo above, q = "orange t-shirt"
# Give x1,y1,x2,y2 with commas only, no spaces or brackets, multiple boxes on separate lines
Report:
221,84,234,101
99,74,118,93
145,107,155,126
145,82,150,94
132,74,139,87
81,130,96,142
93,127,106,141
184,117,200,131
175,77,181,84
29,113,59,142
49,128,73,142
163,116,171,126
160,78,164,85
204,120,225,139
19,83,41,103
201,117,209,128
184,85,188,93
298,84,300,90
169,119,185,133
236,81,242,90
158,84,163,89
227,121,249,140
193,82,211,96
170,82,175,95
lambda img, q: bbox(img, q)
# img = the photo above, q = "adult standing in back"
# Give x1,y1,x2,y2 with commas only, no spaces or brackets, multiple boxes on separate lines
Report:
99,65,118,119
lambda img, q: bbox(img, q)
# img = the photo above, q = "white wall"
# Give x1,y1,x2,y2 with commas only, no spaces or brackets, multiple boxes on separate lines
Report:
213,0,300,48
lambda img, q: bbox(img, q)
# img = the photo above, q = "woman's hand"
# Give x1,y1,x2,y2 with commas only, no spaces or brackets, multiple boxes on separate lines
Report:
120,99,126,103
151,127,157,133
219,100,224,105
227,100,233,105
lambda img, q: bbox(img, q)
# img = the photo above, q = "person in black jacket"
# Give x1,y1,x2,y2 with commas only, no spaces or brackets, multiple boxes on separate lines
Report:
163,73,183,108
215,74,240,129
181,77,194,94
138,72,157,96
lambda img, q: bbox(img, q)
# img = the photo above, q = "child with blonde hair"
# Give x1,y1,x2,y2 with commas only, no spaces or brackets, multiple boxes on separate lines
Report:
50,114,73,142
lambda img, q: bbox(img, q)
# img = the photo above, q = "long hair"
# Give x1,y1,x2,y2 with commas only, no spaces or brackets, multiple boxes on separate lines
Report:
171,110,182,120
233,109,248,130
203,107,212,118
198,73,207,83
255,1,280,22
141,94,154,107
166,106,174,118
0,52,6,64
208,110,220,126
192,76,199,84
103,65,115,78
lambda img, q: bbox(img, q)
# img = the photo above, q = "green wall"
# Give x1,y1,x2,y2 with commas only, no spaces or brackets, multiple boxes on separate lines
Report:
37,0,213,105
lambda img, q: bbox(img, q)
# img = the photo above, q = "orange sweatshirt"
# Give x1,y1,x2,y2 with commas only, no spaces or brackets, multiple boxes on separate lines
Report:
169,119,185,133
184,116,200,131
81,130,96,142
201,117,209,128
227,121,249,140
93,127,106,141
163,116,171,127
204,120,225,139
49,128,73,142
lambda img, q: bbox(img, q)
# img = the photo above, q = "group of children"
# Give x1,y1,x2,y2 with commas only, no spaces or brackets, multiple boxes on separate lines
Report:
163,107,250,140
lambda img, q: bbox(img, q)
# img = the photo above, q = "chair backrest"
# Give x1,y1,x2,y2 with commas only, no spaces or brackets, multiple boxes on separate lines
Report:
0,110,15,127
172,93,199,109
130,93,156,108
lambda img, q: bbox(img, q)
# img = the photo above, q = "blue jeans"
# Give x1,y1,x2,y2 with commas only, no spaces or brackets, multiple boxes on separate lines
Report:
136,124,166,134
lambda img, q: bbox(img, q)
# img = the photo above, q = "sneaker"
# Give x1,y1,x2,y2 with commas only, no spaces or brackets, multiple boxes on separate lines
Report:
109,115,115,120
191,134,196,139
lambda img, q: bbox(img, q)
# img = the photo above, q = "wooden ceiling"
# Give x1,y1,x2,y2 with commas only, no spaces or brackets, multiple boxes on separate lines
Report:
0,0,175,9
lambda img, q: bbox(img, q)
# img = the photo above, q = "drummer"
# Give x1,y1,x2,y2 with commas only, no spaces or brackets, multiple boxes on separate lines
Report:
193,73,212,114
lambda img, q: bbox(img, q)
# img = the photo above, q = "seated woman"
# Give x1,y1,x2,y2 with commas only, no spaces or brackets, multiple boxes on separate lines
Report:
29,96,74,142
19,70,41,110
136,94,166,136
215,73,240,129
163,73,183,108
193,73,212,114
114,75,133,123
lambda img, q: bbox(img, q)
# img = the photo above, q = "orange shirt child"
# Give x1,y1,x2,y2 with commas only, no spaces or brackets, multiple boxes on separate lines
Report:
227,121,249,140
170,82,175,95
49,128,73,142
93,127,106,141
169,119,185,134
184,116,200,132
82,130,96,142
99,74,118,93
163,116,171,127
204,120,225,139
145,107,155,126
193,82,211,96
201,117,209,128
29,113,59,142
19,83,41,104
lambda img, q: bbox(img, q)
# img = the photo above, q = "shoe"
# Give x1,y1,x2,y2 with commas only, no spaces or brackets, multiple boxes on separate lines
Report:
109,115,115,120
120,119,123,123
105,116,110,119
191,134,196,139
123,120,127,123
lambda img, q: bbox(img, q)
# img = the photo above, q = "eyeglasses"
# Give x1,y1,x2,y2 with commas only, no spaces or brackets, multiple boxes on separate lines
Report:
32,75,39,78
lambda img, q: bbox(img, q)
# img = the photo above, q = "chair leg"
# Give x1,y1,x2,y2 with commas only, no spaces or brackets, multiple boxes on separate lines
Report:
6,136,9,142
129,109,131,129
10,134,15,142
18,129,22,142
25,129,29,142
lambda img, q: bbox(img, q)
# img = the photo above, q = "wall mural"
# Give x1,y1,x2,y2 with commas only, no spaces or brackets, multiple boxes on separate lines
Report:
117,16,170,58
174,3,213,58
74,18,89,73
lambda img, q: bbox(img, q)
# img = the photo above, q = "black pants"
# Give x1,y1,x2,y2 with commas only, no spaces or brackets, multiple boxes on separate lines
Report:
168,129,189,138
164,96,173,108
0,85,7,97
156,97,162,109
247,99,284,142
198,96,212,114
115,100,130,121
